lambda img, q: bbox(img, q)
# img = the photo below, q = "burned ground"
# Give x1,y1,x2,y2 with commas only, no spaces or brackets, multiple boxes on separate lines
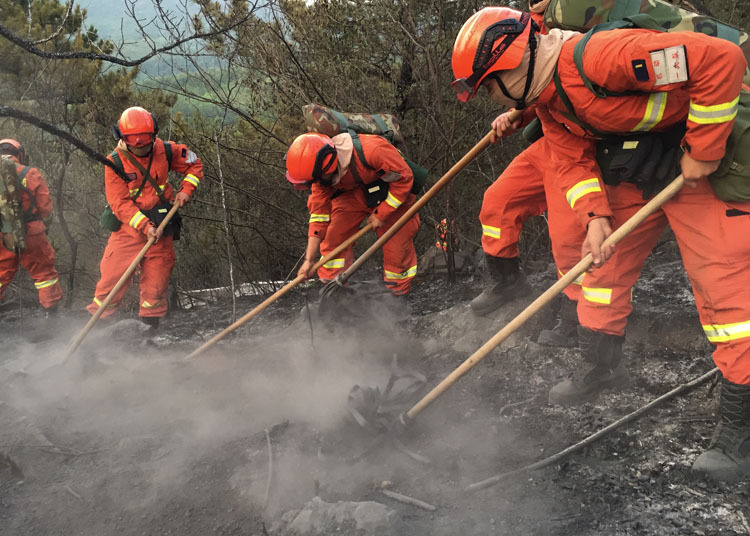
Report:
1,252,749,535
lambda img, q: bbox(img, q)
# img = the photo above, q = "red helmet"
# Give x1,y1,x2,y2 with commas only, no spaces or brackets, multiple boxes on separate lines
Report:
0,138,26,165
451,8,532,102
113,107,159,147
285,133,338,190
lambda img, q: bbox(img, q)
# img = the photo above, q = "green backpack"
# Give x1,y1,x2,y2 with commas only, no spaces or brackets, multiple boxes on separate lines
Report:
553,16,750,202
302,104,429,202
0,157,31,251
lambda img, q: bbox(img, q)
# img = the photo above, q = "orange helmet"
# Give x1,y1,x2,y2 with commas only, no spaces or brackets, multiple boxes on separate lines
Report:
285,133,338,190
113,107,159,147
0,138,26,165
451,8,533,103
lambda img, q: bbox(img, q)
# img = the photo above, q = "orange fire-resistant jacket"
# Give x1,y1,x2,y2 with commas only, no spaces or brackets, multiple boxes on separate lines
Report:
105,138,203,234
306,134,414,240
15,162,53,236
535,29,746,228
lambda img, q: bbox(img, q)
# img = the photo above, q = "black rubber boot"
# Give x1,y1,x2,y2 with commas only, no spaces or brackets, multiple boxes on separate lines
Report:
470,255,531,316
548,326,630,406
43,303,59,320
692,378,750,483
538,296,578,348
140,316,160,331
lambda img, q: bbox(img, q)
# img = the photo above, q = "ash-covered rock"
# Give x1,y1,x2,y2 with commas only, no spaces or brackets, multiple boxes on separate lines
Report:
275,496,399,536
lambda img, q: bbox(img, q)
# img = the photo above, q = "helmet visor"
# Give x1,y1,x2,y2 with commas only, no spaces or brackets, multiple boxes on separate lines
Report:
285,171,312,190
123,132,155,148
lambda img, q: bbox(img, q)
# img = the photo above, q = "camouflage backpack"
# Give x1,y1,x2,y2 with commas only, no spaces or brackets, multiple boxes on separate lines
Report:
542,0,750,84
302,104,429,199
0,156,27,251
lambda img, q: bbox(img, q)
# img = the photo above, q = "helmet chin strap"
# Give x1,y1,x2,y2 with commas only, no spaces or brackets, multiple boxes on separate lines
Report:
495,20,538,110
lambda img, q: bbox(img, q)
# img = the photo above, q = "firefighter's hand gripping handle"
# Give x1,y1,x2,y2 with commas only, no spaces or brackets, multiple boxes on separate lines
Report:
64,203,180,362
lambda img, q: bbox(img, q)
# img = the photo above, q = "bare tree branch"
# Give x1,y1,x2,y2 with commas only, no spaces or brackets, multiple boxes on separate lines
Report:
0,105,129,181
0,11,254,67
30,0,74,45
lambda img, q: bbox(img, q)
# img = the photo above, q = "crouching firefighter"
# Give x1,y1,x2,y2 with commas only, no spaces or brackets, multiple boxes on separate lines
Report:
86,107,203,330
0,139,63,315
285,132,420,298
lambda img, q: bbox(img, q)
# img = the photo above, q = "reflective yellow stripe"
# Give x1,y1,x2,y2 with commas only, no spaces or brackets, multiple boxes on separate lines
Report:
688,96,740,125
93,297,118,309
141,300,164,309
34,278,58,290
482,224,501,239
323,258,345,269
385,192,403,210
703,320,750,343
129,211,146,229
631,92,667,131
183,174,201,187
582,286,612,305
384,265,418,281
309,213,330,223
22,177,27,187
558,269,584,285
566,178,602,209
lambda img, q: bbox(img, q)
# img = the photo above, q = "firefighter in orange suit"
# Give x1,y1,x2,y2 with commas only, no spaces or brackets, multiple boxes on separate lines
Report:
0,139,63,314
86,107,203,329
471,1,585,347
452,7,750,481
285,132,419,297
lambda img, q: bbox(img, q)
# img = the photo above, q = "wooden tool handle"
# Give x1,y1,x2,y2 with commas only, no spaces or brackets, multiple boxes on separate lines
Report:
405,175,685,420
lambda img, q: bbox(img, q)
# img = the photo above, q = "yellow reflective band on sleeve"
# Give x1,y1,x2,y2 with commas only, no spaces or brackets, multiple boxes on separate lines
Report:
384,265,418,281
34,278,58,290
309,213,330,223
631,92,667,131
558,269,584,285
582,286,612,305
129,211,146,229
323,258,345,269
702,320,750,343
482,224,501,239
688,96,740,125
566,178,602,209
183,174,201,188
385,192,403,210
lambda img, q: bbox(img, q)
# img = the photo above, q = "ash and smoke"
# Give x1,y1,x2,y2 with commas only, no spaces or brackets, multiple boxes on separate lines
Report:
0,287,532,532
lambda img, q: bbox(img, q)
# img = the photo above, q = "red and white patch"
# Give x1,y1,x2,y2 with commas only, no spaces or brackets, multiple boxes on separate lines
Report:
649,45,688,86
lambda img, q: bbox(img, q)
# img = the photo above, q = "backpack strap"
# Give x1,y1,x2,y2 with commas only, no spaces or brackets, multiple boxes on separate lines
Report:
163,140,173,170
118,149,167,204
348,130,374,170
552,66,609,138
573,16,664,99
17,166,31,185
110,148,153,202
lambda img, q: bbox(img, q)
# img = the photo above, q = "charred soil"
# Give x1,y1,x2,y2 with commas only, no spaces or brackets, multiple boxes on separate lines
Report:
1,252,749,535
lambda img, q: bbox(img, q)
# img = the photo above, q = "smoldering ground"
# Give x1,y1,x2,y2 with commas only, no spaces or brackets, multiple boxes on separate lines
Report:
0,286,549,535
3,265,748,535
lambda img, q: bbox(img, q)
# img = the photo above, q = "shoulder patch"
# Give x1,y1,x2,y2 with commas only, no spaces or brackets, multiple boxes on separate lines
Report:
631,59,649,82
650,45,688,86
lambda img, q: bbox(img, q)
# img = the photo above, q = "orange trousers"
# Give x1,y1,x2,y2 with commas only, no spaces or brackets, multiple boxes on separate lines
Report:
578,181,750,385
480,138,586,301
0,230,62,309
86,226,175,318
317,188,419,296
